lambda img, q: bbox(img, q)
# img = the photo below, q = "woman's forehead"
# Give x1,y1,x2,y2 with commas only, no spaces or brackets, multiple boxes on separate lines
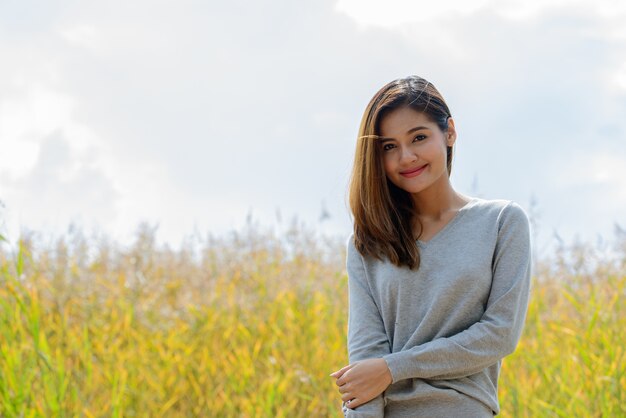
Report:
379,107,436,137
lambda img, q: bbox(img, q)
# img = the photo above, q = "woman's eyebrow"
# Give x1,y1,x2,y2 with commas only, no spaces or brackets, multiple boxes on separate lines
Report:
406,125,429,133
379,126,430,141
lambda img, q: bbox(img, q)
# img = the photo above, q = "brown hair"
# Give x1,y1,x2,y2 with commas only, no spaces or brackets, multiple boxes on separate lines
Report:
348,75,454,269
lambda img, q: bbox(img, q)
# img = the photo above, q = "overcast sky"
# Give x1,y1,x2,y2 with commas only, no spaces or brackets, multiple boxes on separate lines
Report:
1,0,625,258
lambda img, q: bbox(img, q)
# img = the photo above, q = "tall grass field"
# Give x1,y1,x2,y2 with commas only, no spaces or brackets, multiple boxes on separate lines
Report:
1,222,625,417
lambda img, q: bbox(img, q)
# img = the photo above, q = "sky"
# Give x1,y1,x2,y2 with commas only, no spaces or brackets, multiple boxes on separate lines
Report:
0,0,625,259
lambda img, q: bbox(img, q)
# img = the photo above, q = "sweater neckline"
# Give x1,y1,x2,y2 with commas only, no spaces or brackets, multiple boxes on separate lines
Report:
416,197,480,247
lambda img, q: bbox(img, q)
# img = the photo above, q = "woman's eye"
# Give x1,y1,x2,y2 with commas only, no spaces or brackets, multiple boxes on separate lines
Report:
382,143,395,151
414,135,427,142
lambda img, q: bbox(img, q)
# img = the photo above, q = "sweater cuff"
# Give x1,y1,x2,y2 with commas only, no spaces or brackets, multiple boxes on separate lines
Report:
382,351,413,383
342,396,385,417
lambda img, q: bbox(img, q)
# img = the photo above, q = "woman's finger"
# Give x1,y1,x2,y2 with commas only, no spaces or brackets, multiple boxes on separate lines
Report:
330,363,354,380
330,364,349,377
345,398,361,409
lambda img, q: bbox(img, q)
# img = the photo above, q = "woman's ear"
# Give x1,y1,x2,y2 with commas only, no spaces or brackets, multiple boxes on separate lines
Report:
446,117,457,146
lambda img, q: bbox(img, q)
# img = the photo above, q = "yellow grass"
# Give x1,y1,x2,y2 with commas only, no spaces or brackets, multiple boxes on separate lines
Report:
0,223,625,417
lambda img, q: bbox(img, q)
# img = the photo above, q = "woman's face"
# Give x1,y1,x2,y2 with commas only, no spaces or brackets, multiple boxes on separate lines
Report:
378,106,456,195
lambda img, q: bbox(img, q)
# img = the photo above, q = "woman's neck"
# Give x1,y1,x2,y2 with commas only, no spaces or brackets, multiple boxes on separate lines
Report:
410,184,469,221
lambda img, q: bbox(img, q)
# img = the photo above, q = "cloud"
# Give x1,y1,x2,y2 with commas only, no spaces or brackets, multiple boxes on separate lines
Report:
335,0,626,26
2,130,119,238
1,0,625,252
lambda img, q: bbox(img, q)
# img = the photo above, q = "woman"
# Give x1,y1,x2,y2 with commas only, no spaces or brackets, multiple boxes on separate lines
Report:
330,75,532,417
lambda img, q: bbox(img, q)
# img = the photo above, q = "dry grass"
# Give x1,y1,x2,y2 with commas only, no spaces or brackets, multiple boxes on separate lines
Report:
1,221,625,417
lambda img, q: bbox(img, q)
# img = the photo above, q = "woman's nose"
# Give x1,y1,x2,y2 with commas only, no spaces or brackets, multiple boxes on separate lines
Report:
400,146,417,163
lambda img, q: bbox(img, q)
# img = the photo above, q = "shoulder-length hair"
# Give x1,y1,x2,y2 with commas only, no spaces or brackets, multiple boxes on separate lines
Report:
348,75,454,270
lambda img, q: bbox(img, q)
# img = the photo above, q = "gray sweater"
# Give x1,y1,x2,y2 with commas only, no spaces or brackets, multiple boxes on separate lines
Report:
343,198,532,417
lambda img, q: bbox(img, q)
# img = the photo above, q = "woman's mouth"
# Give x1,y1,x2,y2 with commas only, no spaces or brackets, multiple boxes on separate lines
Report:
400,164,427,178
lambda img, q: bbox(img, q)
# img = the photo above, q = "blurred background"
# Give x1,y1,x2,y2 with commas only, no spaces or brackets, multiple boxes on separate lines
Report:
1,0,625,257
1,1,625,417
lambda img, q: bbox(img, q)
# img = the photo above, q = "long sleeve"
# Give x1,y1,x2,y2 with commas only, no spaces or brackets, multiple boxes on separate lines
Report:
382,202,532,383
342,235,391,417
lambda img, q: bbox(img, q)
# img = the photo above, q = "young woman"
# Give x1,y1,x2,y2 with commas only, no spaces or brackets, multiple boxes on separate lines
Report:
330,75,532,417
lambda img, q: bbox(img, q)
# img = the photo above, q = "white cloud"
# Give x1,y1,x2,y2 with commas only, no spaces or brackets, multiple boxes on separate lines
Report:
2,131,119,239
336,0,626,27
334,0,491,27
0,86,73,177
552,151,626,191
613,62,626,91
58,23,99,51
1,0,626,253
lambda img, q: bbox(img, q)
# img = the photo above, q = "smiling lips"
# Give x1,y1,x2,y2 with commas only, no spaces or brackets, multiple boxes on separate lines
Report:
400,164,428,178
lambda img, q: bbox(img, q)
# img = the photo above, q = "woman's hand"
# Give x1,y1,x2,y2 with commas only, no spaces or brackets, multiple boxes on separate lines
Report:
330,358,393,409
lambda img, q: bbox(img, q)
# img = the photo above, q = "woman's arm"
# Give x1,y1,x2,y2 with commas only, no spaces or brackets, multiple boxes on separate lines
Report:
382,202,532,383
346,236,391,361
337,235,392,417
